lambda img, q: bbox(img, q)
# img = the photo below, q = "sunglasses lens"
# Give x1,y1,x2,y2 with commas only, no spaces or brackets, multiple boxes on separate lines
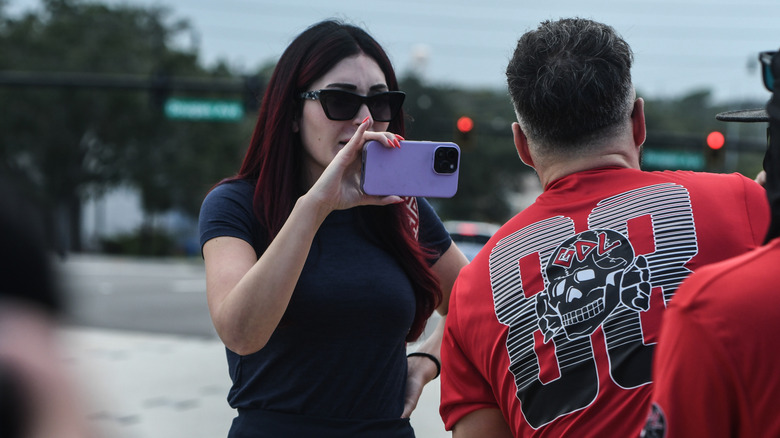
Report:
370,92,405,122
761,52,776,92
368,94,392,122
764,64,775,92
320,90,361,120
317,90,404,121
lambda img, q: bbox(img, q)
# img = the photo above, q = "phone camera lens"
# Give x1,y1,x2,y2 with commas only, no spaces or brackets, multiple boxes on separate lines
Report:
434,146,459,174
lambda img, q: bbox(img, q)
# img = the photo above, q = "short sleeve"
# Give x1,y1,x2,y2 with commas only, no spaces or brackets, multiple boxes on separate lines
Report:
198,180,267,257
738,174,771,244
417,197,452,263
440,275,500,430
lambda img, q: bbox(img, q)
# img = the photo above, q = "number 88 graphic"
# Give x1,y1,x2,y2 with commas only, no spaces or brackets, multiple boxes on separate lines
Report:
488,183,697,428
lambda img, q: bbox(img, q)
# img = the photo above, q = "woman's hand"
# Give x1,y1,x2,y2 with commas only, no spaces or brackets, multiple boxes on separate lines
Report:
756,170,767,186
307,117,403,213
205,119,406,355
401,353,440,418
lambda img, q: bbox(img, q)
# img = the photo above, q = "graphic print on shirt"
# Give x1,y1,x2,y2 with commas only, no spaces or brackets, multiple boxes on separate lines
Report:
536,229,651,343
403,197,420,240
489,183,698,428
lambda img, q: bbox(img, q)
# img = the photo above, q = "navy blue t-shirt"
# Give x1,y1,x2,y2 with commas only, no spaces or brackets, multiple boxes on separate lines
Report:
199,179,451,437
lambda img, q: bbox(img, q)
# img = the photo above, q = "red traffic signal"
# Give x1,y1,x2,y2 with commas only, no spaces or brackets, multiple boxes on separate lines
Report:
457,116,474,133
706,131,725,150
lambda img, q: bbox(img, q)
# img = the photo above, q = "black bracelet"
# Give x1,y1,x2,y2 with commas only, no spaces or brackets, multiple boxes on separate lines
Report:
407,352,441,379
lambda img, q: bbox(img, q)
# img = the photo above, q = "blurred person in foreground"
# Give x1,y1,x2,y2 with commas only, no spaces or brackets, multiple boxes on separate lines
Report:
641,50,780,437
439,18,770,437
0,178,91,438
198,19,468,438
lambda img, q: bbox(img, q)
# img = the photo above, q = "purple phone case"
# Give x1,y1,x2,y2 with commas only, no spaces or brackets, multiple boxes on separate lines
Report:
361,140,460,198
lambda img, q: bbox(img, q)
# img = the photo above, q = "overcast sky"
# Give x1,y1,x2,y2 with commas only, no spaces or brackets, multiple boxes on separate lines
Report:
8,0,780,105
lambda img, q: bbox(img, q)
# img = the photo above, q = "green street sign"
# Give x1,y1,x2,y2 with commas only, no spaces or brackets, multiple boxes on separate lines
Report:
643,149,705,171
164,98,244,121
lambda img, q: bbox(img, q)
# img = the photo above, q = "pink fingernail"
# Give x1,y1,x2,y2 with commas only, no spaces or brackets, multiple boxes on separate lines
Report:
362,116,370,124
396,139,402,148
396,135,405,140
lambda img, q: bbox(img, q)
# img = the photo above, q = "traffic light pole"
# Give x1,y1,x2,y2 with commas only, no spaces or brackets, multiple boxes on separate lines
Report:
0,70,264,112
0,70,249,93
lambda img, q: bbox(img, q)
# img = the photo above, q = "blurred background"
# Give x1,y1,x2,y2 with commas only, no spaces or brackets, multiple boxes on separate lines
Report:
0,0,777,436
1,0,777,257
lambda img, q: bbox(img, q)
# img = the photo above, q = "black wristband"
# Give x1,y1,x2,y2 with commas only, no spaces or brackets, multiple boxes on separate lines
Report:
407,352,441,379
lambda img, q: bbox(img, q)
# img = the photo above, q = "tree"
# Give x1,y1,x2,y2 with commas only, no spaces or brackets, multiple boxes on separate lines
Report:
642,88,766,176
400,74,526,224
0,0,252,252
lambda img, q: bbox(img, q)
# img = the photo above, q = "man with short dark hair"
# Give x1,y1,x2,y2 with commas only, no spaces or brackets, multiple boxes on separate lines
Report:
439,18,770,437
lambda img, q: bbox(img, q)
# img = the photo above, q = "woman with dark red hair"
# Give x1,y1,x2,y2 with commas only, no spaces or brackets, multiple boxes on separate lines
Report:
199,20,468,437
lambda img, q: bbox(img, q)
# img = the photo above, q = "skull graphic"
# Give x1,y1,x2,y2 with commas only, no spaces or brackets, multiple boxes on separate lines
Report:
537,229,645,342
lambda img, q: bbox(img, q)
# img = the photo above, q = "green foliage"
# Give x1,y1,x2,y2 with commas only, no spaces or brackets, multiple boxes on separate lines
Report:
0,1,770,253
0,0,252,251
401,74,525,224
641,88,767,176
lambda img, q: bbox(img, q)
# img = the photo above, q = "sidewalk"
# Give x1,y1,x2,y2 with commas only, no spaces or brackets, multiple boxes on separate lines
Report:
60,327,451,438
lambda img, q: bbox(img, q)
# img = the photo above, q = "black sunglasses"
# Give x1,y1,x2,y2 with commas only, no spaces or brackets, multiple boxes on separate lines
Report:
299,89,405,122
759,51,776,92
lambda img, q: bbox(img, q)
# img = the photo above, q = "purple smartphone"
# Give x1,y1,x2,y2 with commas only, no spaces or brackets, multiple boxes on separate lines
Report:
361,140,460,198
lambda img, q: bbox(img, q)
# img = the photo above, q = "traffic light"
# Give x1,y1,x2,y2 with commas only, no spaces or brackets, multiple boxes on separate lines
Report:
457,116,474,134
704,131,725,172
454,116,475,149
707,131,725,150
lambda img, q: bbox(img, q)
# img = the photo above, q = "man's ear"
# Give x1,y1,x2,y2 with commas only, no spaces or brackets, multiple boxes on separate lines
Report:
631,98,646,147
513,122,534,167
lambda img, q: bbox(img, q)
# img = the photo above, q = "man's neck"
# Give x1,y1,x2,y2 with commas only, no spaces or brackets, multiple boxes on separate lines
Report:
536,147,641,189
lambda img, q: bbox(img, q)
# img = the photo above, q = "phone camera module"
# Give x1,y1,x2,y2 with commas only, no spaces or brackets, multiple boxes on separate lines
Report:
434,146,459,174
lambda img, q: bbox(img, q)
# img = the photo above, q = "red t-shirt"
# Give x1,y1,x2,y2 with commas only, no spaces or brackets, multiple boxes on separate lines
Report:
643,237,780,437
440,167,769,437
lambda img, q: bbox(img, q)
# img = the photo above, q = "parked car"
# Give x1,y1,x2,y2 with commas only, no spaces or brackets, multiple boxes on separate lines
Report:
444,220,501,260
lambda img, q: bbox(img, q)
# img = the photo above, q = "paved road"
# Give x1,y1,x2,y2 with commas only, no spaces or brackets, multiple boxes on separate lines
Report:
57,255,217,338
54,254,451,438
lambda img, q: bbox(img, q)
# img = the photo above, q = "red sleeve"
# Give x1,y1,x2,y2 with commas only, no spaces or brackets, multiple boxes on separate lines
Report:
739,174,771,244
440,275,498,431
647,275,739,437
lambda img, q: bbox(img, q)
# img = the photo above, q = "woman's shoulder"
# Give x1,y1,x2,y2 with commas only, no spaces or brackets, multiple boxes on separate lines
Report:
414,197,452,255
203,178,255,206
199,178,266,251
416,197,442,224
210,178,255,197
201,178,257,218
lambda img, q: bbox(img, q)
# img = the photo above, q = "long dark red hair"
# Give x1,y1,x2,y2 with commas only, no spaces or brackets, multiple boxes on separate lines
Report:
225,20,440,341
